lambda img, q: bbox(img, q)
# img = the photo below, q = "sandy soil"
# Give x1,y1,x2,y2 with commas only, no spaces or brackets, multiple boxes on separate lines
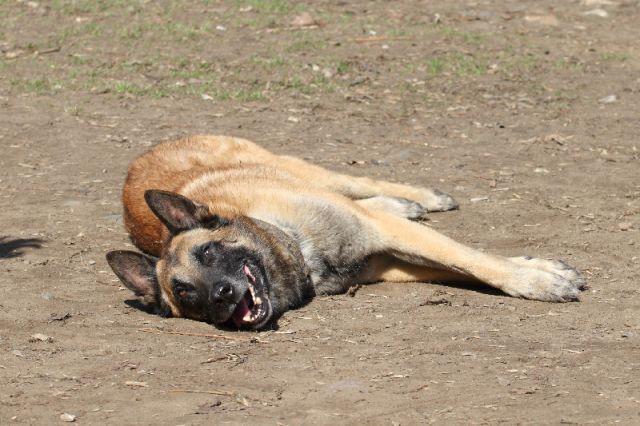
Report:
1,0,639,424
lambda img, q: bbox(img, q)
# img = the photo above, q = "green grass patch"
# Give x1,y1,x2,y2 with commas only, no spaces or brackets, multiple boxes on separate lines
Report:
336,60,350,75
51,0,138,14
554,57,585,72
249,55,288,69
500,54,540,74
438,26,488,45
235,0,293,14
11,78,57,94
601,52,628,62
287,33,328,53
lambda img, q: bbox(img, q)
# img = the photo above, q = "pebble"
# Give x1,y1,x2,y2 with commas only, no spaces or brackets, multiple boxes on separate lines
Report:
583,8,609,17
618,222,633,231
599,94,617,103
60,413,76,422
30,333,53,343
290,12,319,28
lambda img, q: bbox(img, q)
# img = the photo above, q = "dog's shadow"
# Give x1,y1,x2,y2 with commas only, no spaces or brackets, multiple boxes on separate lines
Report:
124,299,156,315
124,299,282,331
0,237,43,259
122,280,504,333
434,279,505,297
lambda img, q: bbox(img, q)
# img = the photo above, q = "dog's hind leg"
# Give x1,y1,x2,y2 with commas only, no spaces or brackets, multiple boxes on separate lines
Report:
274,155,458,212
360,211,585,302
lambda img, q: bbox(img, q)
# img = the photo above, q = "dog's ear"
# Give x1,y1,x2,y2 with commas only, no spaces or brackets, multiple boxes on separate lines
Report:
144,190,206,234
144,190,230,233
106,250,159,305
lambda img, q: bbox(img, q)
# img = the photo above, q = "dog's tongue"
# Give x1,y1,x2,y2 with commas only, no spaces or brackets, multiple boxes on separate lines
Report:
232,298,251,326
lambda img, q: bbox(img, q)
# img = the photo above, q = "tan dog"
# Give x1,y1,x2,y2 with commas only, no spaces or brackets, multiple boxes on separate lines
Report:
106,135,585,329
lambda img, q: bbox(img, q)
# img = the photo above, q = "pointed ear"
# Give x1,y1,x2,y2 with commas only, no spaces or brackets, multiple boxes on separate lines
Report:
144,190,230,233
144,190,206,234
106,250,159,305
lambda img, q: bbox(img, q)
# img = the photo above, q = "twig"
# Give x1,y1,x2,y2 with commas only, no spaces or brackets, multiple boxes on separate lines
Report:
137,327,246,341
35,47,61,56
200,356,228,364
168,388,236,396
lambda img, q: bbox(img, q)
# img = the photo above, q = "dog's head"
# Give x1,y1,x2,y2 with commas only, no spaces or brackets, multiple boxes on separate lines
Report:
106,190,313,330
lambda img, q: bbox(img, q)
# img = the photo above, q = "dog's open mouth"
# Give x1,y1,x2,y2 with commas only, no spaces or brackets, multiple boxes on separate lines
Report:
231,264,271,328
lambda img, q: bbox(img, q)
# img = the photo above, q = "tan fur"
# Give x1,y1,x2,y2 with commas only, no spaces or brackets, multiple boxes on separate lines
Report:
122,135,584,306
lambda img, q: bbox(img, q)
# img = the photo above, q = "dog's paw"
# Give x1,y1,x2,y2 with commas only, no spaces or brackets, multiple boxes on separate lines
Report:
384,197,428,220
357,196,428,220
503,257,586,302
415,189,459,212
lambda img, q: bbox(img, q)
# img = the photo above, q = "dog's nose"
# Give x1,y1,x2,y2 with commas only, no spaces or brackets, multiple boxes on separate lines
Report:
211,281,234,304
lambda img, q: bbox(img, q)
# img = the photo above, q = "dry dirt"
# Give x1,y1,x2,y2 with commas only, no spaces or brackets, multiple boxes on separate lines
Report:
1,0,639,424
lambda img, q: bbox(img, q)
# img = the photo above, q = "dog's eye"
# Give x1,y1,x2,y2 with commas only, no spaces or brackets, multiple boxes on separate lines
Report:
197,242,219,265
172,279,195,299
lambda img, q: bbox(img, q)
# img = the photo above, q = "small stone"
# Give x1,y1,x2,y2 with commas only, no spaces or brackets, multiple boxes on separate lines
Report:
534,167,550,174
291,12,320,28
215,25,226,31
30,333,53,343
618,222,633,231
583,8,609,17
599,94,617,103
60,413,76,422
287,116,300,123
201,94,214,101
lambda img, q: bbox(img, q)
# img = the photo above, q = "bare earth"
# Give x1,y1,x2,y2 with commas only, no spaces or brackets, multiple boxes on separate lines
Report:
1,1,639,424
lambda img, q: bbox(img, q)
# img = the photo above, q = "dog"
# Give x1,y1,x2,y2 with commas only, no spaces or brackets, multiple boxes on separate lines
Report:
106,135,585,330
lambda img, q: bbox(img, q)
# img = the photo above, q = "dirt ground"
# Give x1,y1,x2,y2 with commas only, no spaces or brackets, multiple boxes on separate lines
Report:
1,0,639,424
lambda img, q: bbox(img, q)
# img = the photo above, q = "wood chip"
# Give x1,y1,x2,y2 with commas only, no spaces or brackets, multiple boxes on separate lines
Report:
124,381,148,387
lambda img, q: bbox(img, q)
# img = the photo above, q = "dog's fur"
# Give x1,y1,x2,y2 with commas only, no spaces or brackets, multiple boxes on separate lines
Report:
106,135,585,329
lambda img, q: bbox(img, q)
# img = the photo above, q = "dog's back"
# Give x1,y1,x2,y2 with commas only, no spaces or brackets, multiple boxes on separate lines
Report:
123,135,275,255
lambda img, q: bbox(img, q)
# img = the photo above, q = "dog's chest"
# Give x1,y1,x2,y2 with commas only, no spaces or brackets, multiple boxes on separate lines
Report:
258,202,371,292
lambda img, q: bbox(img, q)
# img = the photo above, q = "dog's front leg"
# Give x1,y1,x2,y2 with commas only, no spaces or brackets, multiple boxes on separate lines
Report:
363,211,585,302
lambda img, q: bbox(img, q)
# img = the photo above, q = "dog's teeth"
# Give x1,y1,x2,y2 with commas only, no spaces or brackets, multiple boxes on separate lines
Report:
254,296,262,305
